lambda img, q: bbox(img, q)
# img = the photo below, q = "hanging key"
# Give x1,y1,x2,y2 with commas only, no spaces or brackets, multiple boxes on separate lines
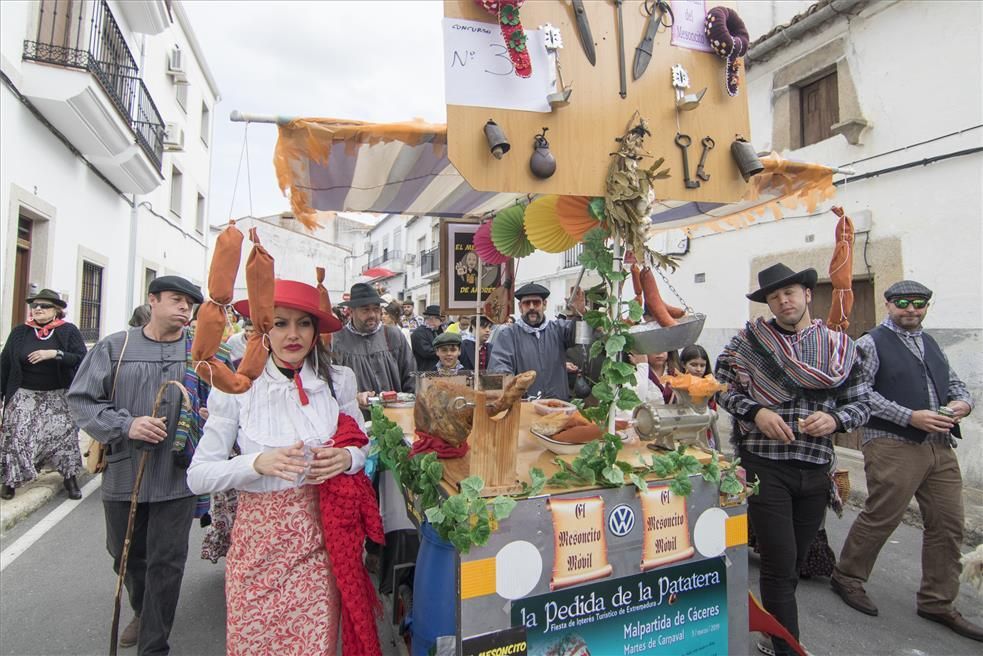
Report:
696,136,715,182
675,133,700,189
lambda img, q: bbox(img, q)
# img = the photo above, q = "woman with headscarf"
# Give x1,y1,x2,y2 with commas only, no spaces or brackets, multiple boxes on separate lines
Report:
187,280,383,655
1,289,87,500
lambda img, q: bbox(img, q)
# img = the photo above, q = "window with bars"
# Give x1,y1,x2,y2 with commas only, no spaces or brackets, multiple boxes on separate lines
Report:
563,243,584,269
80,261,103,341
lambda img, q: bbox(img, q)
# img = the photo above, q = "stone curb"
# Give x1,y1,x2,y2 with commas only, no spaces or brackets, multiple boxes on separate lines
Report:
835,447,983,548
0,470,95,534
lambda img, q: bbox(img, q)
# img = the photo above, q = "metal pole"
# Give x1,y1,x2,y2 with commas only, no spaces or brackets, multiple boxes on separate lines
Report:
229,110,296,125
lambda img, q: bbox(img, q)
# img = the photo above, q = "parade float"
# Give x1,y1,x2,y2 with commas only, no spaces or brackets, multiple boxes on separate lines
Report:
206,2,846,654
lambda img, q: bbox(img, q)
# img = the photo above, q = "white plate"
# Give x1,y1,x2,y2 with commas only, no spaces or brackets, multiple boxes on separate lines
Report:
529,428,587,455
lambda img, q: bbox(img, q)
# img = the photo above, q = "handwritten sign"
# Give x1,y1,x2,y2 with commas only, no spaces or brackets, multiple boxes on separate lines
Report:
547,497,613,590
443,18,553,112
639,485,695,571
670,0,713,53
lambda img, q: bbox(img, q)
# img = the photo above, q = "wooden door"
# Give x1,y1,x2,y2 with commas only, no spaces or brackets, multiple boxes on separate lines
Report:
800,72,839,147
12,216,33,332
811,278,875,449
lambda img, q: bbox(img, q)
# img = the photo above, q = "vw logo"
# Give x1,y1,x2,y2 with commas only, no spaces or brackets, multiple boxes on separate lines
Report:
608,504,635,537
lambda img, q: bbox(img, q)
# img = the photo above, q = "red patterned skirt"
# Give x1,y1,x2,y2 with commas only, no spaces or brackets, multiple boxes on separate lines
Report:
226,486,340,656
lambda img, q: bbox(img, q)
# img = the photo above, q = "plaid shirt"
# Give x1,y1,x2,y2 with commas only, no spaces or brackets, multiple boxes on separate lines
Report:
856,317,974,447
716,321,871,465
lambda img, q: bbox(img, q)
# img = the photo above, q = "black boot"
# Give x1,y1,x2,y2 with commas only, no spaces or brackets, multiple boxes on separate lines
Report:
1,484,14,500
63,476,82,500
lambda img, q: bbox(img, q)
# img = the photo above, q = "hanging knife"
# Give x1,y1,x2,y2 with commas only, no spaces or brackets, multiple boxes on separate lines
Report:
571,0,596,66
615,0,627,98
632,0,674,81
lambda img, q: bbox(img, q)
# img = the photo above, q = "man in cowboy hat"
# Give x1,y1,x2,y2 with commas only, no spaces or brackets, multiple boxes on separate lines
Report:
831,280,980,642
68,275,211,652
331,283,415,409
487,282,584,400
411,305,444,372
714,263,871,656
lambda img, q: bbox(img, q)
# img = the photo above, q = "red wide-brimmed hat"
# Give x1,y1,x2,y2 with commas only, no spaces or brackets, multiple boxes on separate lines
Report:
233,279,342,334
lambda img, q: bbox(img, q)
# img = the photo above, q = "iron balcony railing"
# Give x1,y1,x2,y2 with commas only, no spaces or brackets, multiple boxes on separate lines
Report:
364,250,402,271
420,247,439,276
23,0,165,170
563,243,584,269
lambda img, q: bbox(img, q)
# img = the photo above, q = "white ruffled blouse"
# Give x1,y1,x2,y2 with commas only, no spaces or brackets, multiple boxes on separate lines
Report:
187,358,368,494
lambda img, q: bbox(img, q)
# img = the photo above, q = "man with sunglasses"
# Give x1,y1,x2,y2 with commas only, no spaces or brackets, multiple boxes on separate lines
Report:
832,280,980,642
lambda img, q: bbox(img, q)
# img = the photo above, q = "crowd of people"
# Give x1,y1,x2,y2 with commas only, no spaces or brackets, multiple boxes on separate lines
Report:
0,265,978,654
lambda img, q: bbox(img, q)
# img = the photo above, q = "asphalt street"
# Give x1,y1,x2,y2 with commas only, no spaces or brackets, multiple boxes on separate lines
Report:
1,486,980,656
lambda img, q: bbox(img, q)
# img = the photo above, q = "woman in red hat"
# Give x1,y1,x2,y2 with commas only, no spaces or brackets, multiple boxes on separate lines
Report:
187,280,381,655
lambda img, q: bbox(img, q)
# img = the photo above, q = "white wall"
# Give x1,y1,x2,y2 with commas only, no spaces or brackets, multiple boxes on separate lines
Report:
1,0,220,339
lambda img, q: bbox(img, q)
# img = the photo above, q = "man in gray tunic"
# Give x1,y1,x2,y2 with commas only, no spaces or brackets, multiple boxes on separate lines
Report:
488,282,579,400
331,283,415,408
68,276,204,655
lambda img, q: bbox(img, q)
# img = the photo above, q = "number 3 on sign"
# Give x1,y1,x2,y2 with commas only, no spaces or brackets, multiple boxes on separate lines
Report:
443,17,552,112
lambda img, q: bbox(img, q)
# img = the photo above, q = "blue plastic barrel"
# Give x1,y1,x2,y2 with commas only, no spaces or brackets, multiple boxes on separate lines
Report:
411,521,457,656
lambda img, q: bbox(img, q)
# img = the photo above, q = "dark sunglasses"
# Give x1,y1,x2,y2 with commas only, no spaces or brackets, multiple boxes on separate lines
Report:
891,298,928,309
31,303,56,310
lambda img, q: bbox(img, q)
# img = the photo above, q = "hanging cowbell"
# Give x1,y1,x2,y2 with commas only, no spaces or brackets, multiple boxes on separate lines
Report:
529,127,556,179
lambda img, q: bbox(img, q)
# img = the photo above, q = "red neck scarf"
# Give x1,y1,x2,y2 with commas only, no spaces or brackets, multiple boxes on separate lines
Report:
276,358,310,405
26,318,65,339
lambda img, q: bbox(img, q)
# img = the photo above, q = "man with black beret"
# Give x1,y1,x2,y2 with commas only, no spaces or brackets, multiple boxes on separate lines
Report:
832,280,980,641
714,263,871,656
487,282,582,400
68,274,211,652
411,305,444,372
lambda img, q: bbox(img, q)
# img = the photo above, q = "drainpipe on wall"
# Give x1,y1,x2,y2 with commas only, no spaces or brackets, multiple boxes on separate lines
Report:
745,0,869,67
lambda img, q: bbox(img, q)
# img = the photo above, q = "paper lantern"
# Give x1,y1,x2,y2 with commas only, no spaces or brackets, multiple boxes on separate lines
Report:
524,195,579,253
491,204,534,258
556,195,605,240
474,221,509,265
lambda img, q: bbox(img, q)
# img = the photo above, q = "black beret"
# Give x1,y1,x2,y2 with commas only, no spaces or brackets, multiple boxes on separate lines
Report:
514,282,550,300
148,276,204,304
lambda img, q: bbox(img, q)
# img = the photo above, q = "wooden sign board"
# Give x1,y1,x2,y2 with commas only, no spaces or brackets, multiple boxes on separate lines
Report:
445,0,749,203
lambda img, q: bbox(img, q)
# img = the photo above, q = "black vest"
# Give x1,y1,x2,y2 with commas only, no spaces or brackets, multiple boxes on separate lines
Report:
866,325,960,441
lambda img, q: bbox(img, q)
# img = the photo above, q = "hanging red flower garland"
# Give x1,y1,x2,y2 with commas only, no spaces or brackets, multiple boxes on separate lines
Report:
475,0,532,78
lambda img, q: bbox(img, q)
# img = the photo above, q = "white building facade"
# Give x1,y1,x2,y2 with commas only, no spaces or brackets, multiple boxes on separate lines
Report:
216,211,374,304
1,0,219,342
651,0,983,484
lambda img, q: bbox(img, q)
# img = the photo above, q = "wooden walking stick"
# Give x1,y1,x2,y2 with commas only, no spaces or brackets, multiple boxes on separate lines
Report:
109,381,190,656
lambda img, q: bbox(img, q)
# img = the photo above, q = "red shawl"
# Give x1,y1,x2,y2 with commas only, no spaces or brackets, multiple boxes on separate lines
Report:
26,318,65,339
317,414,384,656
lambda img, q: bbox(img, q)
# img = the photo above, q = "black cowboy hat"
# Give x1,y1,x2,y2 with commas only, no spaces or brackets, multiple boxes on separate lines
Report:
423,304,443,318
342,283,385,308
26,288,67,308
747,263,817,303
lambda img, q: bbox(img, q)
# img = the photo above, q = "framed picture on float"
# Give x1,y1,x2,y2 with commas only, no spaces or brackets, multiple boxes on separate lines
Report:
439,219,510,315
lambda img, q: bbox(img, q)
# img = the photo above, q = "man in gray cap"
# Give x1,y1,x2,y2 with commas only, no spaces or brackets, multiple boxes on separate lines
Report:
68,275,210,652
831,280,980,642
714,263,871,656
332,283,415,409
487,282,582,400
